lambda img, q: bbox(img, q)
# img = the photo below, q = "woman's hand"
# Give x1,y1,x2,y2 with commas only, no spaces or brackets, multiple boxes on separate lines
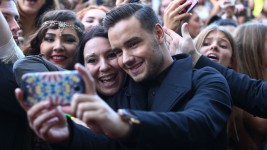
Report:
163,0,191,31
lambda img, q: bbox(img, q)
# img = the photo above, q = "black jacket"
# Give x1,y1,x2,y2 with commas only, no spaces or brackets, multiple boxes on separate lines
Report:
0,61,28,150
53,54,232,150
195,56,267,118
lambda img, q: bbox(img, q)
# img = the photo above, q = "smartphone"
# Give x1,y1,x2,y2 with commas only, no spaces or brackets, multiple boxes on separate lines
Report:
21,70,85,107
186,0,199,13
179,0,199,14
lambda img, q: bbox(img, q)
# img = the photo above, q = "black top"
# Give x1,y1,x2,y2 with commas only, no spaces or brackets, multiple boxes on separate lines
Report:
0,61,29,150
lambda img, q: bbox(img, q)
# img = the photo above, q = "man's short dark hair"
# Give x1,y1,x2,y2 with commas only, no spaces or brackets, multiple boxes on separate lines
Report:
103,3,160,33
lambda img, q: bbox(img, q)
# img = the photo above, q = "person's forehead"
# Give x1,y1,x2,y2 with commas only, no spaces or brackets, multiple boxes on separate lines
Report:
108,17,140,35
0,1,19,17
85,9,106,18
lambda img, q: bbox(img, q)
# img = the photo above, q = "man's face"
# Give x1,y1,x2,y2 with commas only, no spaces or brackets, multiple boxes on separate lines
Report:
0,0,20,43
108,17,164,82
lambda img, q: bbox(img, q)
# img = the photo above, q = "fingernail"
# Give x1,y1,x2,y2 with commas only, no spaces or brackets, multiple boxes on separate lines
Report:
57,105,62,112
75,63,80,68
43,100,51,108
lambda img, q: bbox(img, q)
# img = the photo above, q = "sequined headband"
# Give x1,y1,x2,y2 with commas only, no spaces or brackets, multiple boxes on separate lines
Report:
42,20,83,33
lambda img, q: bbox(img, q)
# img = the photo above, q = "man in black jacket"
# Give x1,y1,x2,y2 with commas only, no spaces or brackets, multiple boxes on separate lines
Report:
17,3,232,150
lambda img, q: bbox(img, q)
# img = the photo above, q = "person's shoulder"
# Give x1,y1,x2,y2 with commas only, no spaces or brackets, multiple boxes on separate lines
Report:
14,55,40,66
13,55,35,71
192,66,225,80
0,60,14,70
195,66,220,73
172,54,191,60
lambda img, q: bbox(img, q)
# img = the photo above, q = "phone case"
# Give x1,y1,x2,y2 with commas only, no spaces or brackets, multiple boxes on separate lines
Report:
21,70,85,107
179,0,199,14
186,0,199,13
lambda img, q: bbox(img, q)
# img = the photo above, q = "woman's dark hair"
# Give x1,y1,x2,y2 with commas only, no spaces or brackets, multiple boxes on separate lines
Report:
34,0,59,27
76,25,108,65
18,0,58,27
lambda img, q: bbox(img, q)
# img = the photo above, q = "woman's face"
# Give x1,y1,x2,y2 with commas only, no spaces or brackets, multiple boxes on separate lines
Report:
188,13,203,38
80,9,106,31
83,37,126,96
40,26,80,69
199,30,233,67
18,0,45,15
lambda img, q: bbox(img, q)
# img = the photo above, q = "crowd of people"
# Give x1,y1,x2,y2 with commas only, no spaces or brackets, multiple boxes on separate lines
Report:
1,0,267,149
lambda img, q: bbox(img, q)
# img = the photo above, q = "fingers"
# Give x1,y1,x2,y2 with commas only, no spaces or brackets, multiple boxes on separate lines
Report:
70,94,110,131
71,93,98,117
56,105,67,123
34,106,67,142
116,0,131,6
181,23,192,39
165,0,191,16
75,63,96,95
164,26,178,38
39,106,66,136
15,88,28,111
82,111,103,131
164,22,190,40
165,0,186,13
61,105,71,114
32,109,59,133
39,117,59,140
178,0,192,15
115,0,124,6
164,26,181,55
164,26,181,46
76,96,99,119
27,101,52,127
164,27,174,49
173,12,191,21
163,0,192,31
32,107,58,132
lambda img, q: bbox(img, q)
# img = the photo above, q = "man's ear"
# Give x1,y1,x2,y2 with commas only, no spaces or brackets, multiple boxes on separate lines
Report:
154,23,165,43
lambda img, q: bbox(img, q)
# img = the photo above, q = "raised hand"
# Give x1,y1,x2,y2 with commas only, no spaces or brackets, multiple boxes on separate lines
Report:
71,63,130,139
164,23,201,66
15,88,70,143
163,0,192,31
